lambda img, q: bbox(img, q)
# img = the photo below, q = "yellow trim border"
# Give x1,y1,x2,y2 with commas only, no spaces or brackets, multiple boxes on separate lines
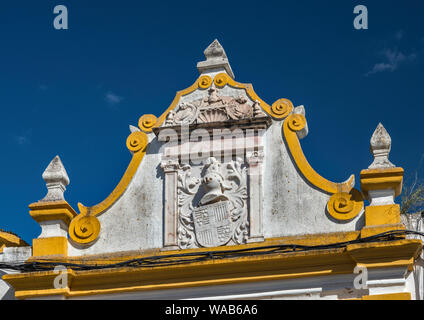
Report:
283,113,355,195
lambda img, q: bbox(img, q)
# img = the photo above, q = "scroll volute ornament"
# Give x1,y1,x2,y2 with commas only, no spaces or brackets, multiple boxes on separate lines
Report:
138,114,157,133
327,189,364,221
214,73,229,88
198,75,212,89
69,211,101,245
271,99,293,119
126,130,148,153
287,113,307,132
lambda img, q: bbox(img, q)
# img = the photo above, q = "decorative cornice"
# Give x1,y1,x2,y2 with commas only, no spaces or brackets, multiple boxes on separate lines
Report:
29,200,77,226
360,167,404,199
4,239,421,299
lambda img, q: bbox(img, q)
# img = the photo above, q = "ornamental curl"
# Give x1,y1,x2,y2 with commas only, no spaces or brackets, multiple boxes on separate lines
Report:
287,113,307,132
69,214,100,244
214,73,229,88
138,114,157,132
198,75,212,89
126,131,148,153
271,99,293,119
327,189,363,221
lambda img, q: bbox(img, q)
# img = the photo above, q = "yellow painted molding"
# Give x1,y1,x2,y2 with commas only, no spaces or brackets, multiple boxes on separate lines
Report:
212,73,276,119
211,74,357,208
137,73,353,199
69,131,148,245
32,237,67,257
347,292,412,300
0,231,28,253
347,239,421,270
29,201,77,226
154,77,202,128
362,292,411,300
360,223,405,239
283,114,355,194
76,133,147,218
4,239,421,299
153,73,276,128
29,229,365,265
360,167,404,198
210,72,286,120
364,204,401,226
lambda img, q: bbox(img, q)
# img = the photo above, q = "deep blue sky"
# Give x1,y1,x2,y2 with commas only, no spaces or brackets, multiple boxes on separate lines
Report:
1,1,423,243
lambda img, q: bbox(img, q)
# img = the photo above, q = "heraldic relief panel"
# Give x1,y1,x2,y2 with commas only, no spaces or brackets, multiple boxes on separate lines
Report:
177,157,248,249
159,83,268,250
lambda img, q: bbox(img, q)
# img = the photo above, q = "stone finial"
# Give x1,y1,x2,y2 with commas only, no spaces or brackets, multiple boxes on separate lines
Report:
368,123,395,169
197,39,235,79
41,156,70,202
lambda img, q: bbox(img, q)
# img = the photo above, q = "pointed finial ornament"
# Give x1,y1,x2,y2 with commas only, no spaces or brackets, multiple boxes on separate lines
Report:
368,123,395,169
197,39,235,79
41,155,70,202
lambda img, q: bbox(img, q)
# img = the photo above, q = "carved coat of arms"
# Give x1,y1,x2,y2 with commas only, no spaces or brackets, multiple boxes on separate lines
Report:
177,157,248,249
192,201,232,247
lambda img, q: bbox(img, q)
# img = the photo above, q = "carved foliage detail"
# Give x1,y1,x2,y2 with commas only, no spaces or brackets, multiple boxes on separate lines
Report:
164,87,266,127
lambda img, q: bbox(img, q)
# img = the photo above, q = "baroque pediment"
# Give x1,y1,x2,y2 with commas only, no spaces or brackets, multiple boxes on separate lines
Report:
64,39,363,252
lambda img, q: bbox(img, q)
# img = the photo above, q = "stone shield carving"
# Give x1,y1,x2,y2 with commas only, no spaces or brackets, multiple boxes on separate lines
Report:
177,157,248,249
192,201,232,247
